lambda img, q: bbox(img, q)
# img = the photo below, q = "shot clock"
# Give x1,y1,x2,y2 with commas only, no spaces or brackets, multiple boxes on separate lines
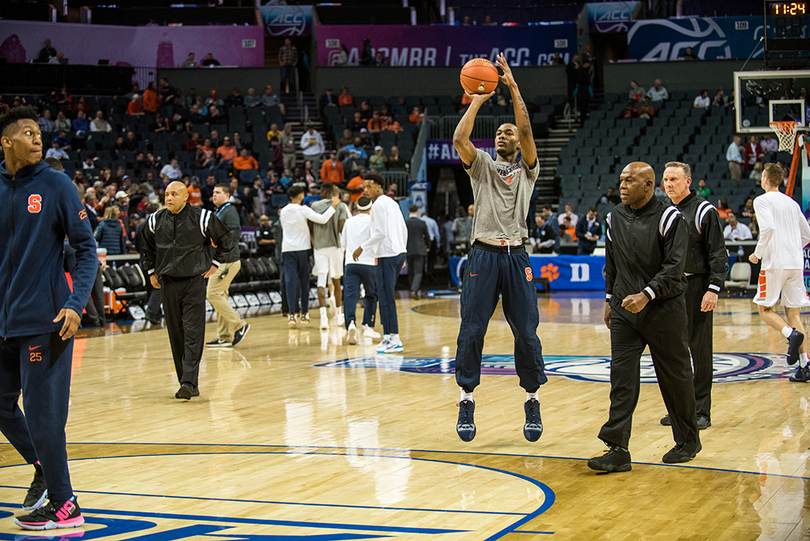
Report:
764,0,809,52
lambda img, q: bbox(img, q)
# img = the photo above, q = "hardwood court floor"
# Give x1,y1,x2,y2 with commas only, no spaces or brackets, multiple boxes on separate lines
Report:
2,293,810,540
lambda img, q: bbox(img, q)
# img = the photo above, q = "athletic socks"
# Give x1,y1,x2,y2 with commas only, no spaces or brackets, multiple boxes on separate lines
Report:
526,392,539,402
320,307,327,317
801,353,809,368
460,388,473,402
783,326,794,339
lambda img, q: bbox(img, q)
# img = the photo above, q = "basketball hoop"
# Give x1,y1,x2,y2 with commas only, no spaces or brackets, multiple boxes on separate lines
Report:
770,121,800,153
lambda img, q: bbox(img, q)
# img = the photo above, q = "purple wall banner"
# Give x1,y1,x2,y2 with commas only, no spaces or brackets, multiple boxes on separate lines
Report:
426,139,495,164
319,24,576,67
0,20,265,68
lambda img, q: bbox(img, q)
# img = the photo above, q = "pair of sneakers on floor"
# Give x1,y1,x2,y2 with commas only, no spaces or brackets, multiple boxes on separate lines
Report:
14,463,84,531
346,322,381,345
456,396,543,443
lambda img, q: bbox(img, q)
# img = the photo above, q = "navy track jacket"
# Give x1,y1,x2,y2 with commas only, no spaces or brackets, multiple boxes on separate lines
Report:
0,161,98,338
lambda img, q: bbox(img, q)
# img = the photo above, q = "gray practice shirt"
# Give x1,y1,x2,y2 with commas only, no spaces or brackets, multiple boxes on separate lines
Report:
311,199,350,249
465,149,539,241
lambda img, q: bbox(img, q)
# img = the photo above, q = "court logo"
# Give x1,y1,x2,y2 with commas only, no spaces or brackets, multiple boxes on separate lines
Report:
317,353,788,383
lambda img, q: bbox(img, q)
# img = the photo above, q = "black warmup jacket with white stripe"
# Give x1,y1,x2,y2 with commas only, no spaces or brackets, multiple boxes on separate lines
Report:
672,191,728,294
141,204,232,278
604,196,688,307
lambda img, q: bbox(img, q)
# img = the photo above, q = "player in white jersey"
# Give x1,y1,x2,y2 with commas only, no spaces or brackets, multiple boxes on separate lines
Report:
749,163,810,381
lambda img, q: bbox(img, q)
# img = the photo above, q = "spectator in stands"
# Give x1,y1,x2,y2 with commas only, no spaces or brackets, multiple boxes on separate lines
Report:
712,88,729,107
90,110,111,132
149,113,169,133
279,123,296,171
744,135,763,173
739,198,755,224
321,150,344,184
384,116,403,133
357,128,372,151
142,82,159,113
57,85,72,112
726,136,743,183
71,110,89,133
629,80,645,103
749,162,764,181
345,169,366,203
261,85,283,113
693,90,710,108
492,86,510,107
216,136,238,168
540,204,561,252
335,45,349,66
576,205,602,255
300,124,325,180
558,203,578,227
303,184,321,206
205,90,223,109
279,38,298,93
160,158,183,184
617,100,638,120
576,58,592,125
723,211,752,241
530,214,557,254
360,38,373,66
255,214,275,256
646,79,669,102
234,148,259,172
370,51,389,67
561,216,576,242
483,15,497,26
695,178,711,198
320,88,338,115
716,198,731,221
598,186,620,205
48,51,65,64
359,101,373,122
127,94,143,116
54,111,70,131
185,132,200,153
749,177,766,200
249,176,268,218
186,180,202,207
451,206,470,249
124,131,139,151
208,104,224,123
158,78,175,117
83,192,99,232
369,145,387,171
548,52,565,66
200,173,216,210
266,123,282,141
270,136,284,174
73,97,91,115
388,146,406,169
566,54,580,109
37,109,55,132
349,112,365,133
37,38,57,62
341,137,368,171
761,133,778,163
637,98,654,119
366,111,384,135
338,86,353,107
45,139,68,161
681,46,700,60
337,128,353,149
280,168,294,189
95,206,126,255
242,87,259,108
267,171,286,194
181,52,197,68
201,53,220,67
303,160,317,186
224,87,243,109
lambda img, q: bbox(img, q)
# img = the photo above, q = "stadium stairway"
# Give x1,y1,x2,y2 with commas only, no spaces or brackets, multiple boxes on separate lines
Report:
535,118,577,210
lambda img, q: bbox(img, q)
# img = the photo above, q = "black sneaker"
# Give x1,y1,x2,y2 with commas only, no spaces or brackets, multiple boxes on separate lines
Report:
787,329,804,365
22,463,47,511
697,415,711,430
660,414,672,426
174,383,199,400
206,338,232,347
14,497,84,530
662,440,701,463
232,323,250,346
523,399,543,442
456,399,476,442
789,365,810,382
587,445,632,473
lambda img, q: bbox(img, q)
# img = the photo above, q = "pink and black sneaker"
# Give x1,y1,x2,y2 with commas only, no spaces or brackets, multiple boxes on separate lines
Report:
14,496,84,530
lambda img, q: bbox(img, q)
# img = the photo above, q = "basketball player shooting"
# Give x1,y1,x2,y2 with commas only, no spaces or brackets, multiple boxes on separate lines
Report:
453,53,547,443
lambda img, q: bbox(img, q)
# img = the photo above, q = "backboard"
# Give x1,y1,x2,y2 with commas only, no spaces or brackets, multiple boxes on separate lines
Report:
734,69,810,133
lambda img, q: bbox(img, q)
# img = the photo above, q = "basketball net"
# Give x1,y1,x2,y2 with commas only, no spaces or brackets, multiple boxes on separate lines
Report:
770,121,800,153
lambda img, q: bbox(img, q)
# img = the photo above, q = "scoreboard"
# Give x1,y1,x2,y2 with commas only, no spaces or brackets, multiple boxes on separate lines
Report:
764,1,810,51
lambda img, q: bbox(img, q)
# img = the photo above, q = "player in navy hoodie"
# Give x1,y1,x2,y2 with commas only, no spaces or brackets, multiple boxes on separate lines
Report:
0,106,96,530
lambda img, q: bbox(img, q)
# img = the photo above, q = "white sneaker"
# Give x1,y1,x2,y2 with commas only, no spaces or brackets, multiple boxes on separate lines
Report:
327,295,337,313
383,339,404,354
288,314,298,327
335,313,345,326
347,322,358,345
320,314,329,330
376,337,390,354
364,325,381,339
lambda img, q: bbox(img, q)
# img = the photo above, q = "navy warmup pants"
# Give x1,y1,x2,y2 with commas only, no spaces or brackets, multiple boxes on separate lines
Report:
284,250,310,315
376,253,406,334
0,332,75,501
343,263,378,329
455,243,547,393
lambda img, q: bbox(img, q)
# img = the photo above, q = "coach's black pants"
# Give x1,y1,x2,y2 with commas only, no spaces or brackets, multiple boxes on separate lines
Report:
599,295,698,449
686,274,714,420
162,275,206,390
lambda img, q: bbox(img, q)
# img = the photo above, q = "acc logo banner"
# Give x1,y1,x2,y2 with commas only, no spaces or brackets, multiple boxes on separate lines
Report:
317,353,788,383
260,5,313,37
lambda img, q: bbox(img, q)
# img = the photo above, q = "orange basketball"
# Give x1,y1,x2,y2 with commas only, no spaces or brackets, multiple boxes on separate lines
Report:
460,58,499,95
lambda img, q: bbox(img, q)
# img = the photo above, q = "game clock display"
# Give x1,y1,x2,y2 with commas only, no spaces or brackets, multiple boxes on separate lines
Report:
764,0,809,51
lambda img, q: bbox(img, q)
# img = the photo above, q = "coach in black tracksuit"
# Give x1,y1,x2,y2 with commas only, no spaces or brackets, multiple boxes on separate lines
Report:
588,162,700,473
661,162,728,430
141,181,232,400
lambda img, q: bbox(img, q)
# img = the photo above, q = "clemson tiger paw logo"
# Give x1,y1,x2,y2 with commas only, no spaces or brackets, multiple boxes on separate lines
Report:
540,264,559,282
